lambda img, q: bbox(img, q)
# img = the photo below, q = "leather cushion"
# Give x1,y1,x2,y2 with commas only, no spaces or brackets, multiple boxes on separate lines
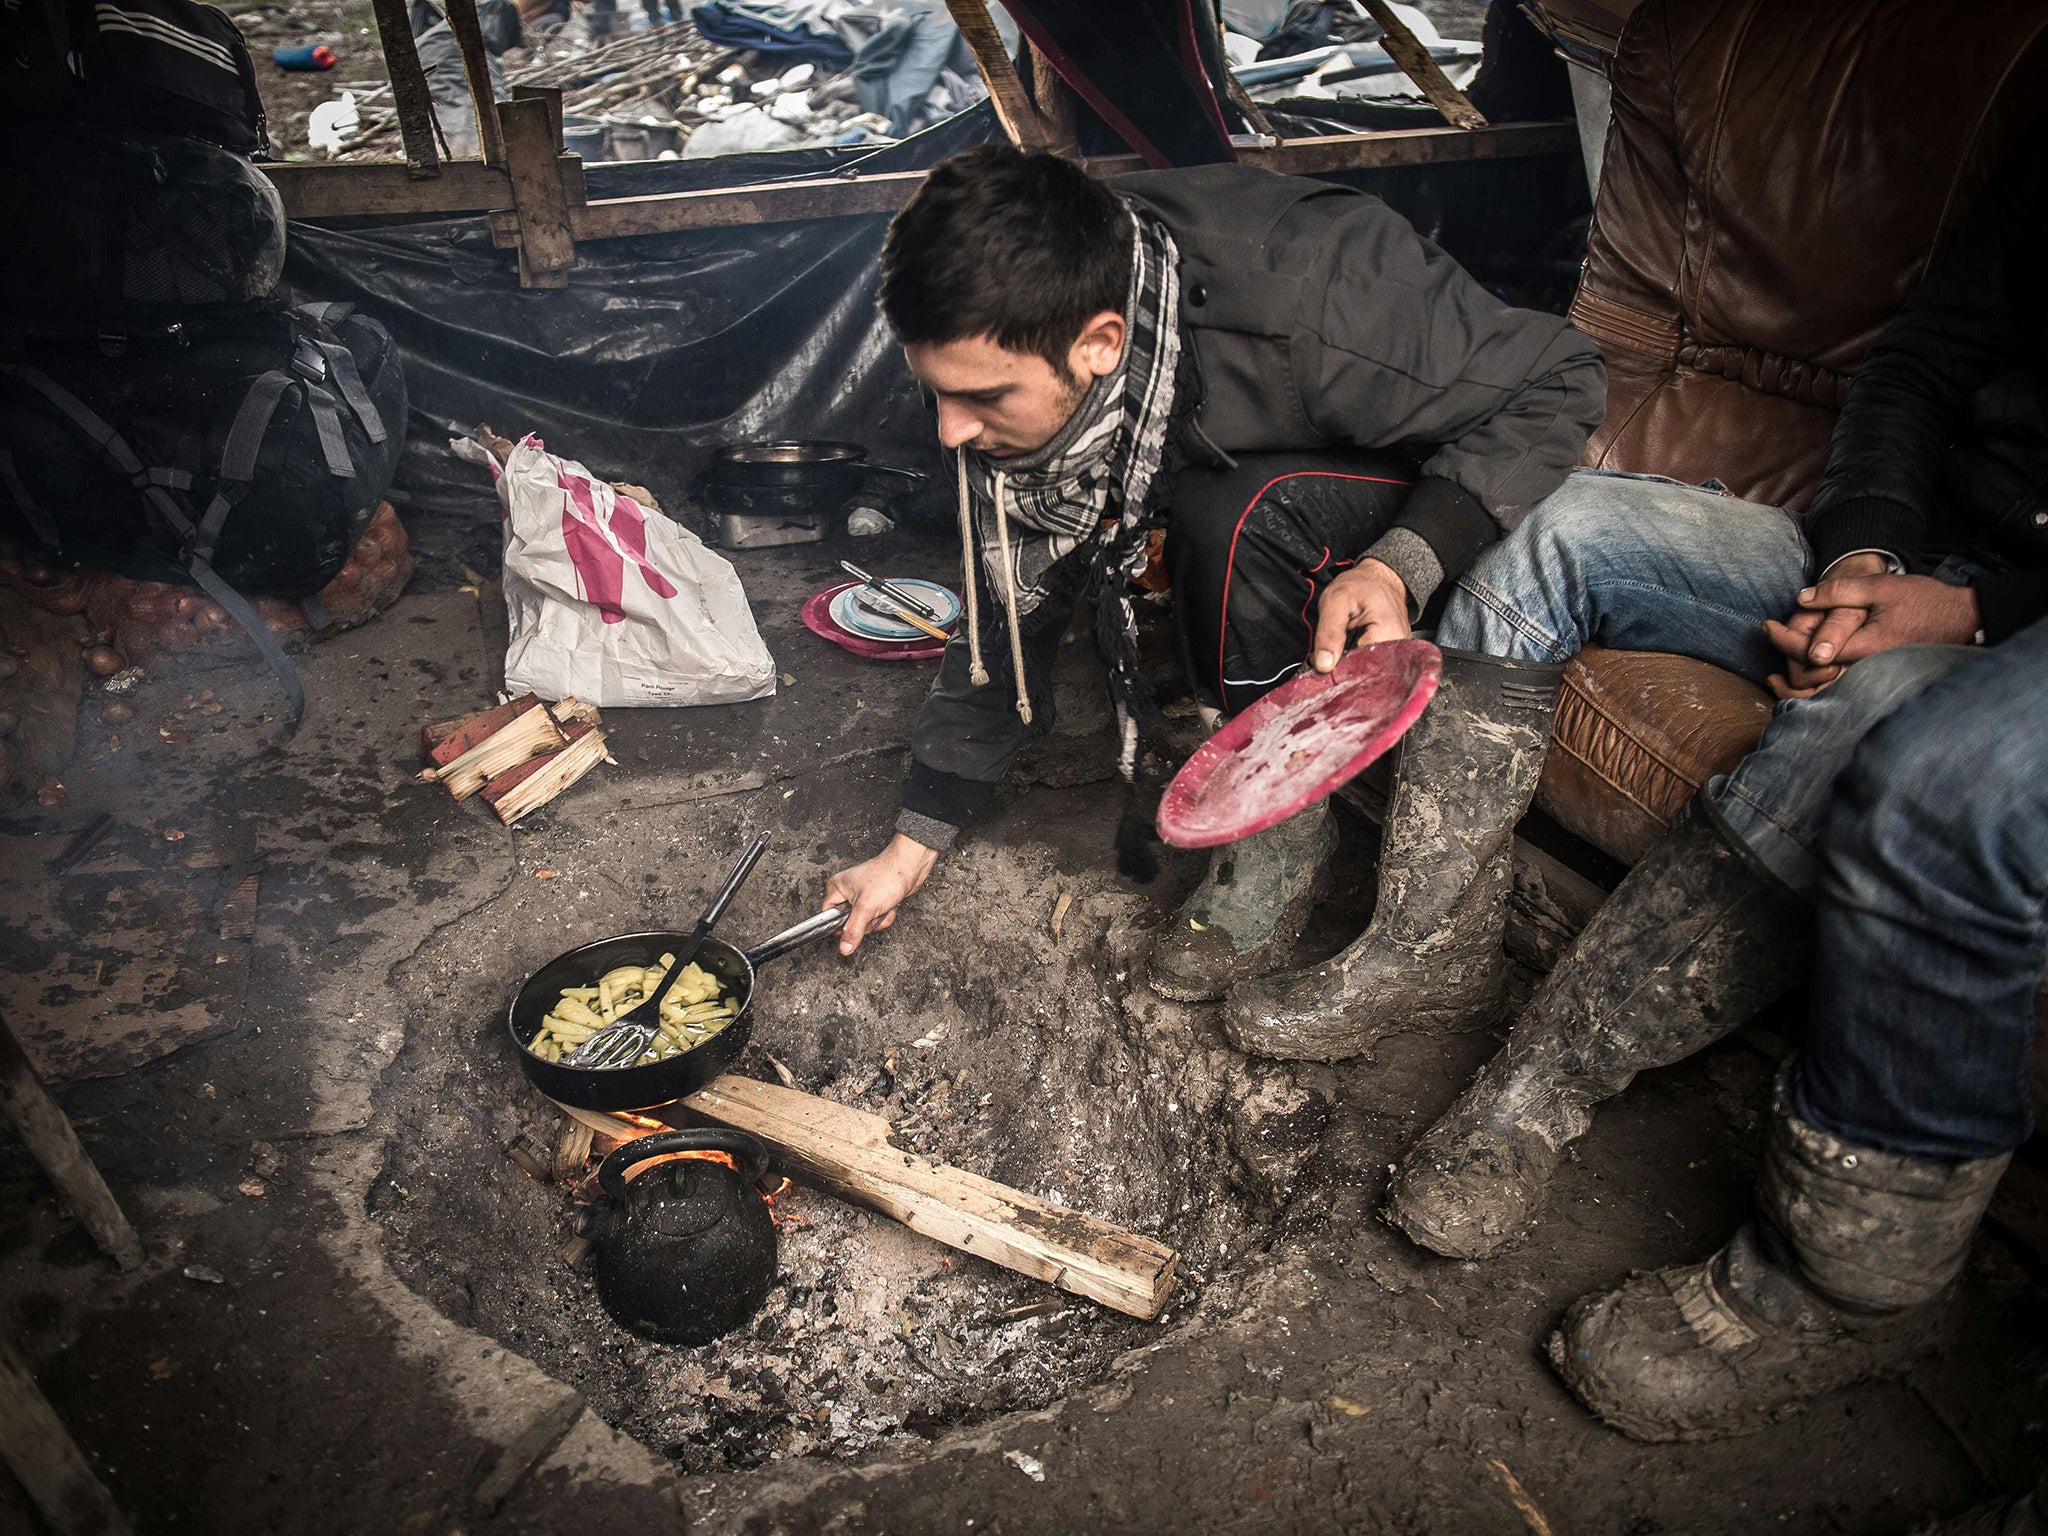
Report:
1536,645,1774,865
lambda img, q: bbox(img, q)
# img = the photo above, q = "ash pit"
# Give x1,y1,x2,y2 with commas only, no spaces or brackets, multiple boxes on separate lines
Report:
370,829,1343,1476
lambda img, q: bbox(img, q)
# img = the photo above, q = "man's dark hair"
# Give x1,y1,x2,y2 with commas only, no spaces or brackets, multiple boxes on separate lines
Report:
879,144,1133,369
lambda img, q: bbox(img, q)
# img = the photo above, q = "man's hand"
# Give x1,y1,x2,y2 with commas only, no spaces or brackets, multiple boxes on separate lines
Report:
1311,558,1411,672
823,833,940,956
1762,556,1980,699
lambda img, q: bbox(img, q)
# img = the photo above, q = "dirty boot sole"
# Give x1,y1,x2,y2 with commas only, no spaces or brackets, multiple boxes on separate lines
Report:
1384,1129,1557,1259
1545,1260,1954,1444
1221,958,1508,1062
1145,861,1334,1003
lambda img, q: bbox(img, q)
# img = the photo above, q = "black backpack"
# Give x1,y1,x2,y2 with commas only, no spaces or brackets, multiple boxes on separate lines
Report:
0,303,407,717
0,130,288,338
1,0,268,152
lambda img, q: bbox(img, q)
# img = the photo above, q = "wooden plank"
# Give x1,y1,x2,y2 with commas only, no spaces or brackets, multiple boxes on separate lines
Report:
512,83,565,148
478,122,1576,244
0,1332,133,1536
555,1077,1179,1319
367,0,442,174
1026,40,1080,154
269,158,586,219
941,0,1053,149
443,0,509,168
1353,0,1487,129
498,95,577,286
0,1013,143,1271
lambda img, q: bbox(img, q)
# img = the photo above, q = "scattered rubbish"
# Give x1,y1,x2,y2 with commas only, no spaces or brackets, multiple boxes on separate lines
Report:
1050,891,1073,941
99,701,135,726
101,667,146,695
163,828,185,842
36,778,65,806
1488,1456,1556,1536
236,1177,267,1197
845,504,895,537
181,1264,225,1285
1004,1450,1046,1483
272,42,336,69
1330,1394,1371,1417
534,869,559,880
307,91,359,153
765,1053,798,1089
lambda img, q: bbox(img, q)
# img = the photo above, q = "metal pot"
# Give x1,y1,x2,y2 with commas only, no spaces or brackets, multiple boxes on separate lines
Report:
584,1128,776,1345
509,907,848,1113
703,440,925,520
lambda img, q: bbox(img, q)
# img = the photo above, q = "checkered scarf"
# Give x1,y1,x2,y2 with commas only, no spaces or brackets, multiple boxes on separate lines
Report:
953,203,1181,775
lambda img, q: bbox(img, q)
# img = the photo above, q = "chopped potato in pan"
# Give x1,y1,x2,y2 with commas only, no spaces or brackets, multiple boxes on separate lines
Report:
526,952,741,1063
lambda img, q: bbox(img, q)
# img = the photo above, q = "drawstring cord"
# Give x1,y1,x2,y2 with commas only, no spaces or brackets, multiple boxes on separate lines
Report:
955,449,1034,724
954,449,989,687
989,467,1033,725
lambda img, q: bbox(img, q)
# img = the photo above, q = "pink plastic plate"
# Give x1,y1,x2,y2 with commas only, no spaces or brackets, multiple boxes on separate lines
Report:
801,582,950,662
1156,639,1442,849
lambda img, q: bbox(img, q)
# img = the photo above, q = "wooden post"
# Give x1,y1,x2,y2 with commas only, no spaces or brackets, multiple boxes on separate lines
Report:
443,0,510,168
498,96,576,287
512,83,565,149
0,1015,142,1272
941,0,1054,149
0,1334,133,1536
367,0,442,176
1353,0,1487,129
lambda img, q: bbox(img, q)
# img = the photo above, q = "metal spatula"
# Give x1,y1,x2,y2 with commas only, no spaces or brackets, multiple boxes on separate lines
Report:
567,835,769,1069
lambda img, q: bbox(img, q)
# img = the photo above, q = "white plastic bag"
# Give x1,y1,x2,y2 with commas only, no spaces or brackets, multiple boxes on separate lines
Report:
483,436,776,708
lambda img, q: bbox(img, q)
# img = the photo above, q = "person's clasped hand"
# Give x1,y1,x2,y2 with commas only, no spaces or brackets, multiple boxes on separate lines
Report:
1762,552,1982,700
1310,557,1411,672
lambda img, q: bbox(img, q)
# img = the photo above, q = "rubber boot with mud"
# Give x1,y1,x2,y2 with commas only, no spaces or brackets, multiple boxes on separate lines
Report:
1146,804,1339,1002
1385,799,1809,1258
1548,1071,2011,1443
1221,650,1563,1062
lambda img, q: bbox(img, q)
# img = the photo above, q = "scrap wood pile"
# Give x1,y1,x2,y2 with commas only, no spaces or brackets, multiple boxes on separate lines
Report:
419,692,613,823
329,14,894,162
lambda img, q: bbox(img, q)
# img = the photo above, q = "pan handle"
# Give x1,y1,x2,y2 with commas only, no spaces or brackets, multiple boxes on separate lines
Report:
859,463,927,486
743,905,849,968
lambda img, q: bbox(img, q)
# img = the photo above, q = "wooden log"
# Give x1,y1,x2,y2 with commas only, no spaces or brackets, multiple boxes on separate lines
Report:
550,1113,595,1181
498,95,577,287
1353,0,1487,130
941,0,1054,149
0,1015,143,1271
443,0,510,168
1025,40,1079,155
367,0,442,174
0,1333,133,1536
554,1077,1180,1319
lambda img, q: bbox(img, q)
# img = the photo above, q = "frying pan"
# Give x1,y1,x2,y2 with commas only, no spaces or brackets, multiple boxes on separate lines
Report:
510,906,849,1112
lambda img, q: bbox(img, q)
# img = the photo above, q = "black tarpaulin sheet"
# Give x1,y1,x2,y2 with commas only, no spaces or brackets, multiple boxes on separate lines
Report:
282,107,996,579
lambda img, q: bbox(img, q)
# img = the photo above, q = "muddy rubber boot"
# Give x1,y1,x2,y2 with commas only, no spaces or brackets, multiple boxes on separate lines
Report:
1146,804,1339,1002
1385,800,1809,1258
1547,1071,2012,1443
1220,650,1563,1062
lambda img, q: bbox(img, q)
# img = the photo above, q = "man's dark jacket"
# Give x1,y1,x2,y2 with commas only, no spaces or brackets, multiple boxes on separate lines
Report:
899,163,1606,849
1806,123,2048,639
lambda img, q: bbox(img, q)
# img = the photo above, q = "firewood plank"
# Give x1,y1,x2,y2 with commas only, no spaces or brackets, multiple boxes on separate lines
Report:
552,1078,1179,1319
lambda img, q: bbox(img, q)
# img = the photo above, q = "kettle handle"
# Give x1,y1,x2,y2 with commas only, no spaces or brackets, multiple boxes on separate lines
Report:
597,1128,771,1199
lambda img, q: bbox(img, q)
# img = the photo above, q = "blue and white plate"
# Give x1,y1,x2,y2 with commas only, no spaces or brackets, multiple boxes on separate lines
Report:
828,579,962,642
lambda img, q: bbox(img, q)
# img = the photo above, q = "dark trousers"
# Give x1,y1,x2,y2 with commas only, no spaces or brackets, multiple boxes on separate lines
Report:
1164,449,1413,715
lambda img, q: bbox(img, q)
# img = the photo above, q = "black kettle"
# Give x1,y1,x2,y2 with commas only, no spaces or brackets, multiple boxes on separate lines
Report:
585,1129,778,1346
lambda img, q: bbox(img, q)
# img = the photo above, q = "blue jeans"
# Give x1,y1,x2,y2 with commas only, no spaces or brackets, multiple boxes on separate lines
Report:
1438,470,2044,1158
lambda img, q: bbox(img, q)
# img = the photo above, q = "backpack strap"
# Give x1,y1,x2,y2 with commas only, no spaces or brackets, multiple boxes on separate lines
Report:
294,301,354,327
0,448,64,550
0,361,306,722
313,340,386,444
305,386,355,478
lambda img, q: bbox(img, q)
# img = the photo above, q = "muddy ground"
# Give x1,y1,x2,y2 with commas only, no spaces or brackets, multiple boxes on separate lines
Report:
2,499,2044,1534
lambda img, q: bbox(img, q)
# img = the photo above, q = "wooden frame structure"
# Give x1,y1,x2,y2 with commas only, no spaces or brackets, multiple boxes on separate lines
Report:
270,0,1578,286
